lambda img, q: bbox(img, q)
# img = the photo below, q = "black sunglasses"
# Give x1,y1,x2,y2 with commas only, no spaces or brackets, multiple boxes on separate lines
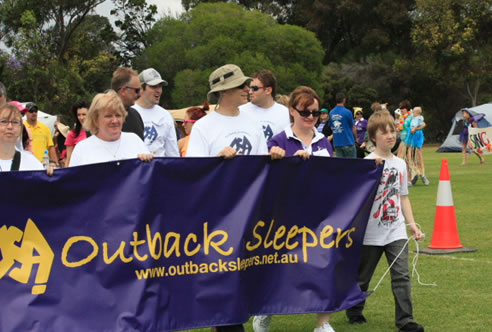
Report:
249,85,268,92
236,82,248,89
28,108,38,113
125,86,141,94
294,107,321,118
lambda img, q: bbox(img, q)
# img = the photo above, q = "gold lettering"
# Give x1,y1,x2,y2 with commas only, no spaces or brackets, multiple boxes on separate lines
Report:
146,224,162,260
285,225,299,250
299,227,318,262
164,232,181,258
130,232,148,261
273,225,286,250
246,220,265,251
203,222,233,256
184,233,201,256
102,241,133,264
320,225,335,248
62,236,98,268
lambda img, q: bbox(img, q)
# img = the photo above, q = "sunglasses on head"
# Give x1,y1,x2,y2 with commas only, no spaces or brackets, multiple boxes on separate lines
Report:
249,85,268,92
28,108,38,113
294,107,321,118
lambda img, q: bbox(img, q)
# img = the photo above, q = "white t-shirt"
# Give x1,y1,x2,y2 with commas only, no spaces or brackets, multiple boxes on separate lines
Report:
187,110,268,157
239,102,290,141
363,152,409,246
0,150,44,172
69,132,150,167
132,104,179,157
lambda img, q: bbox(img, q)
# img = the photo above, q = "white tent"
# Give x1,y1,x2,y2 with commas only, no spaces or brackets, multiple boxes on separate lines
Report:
437,102,492,152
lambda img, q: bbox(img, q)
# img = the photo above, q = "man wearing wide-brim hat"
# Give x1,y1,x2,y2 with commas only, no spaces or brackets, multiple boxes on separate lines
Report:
186,64,269,158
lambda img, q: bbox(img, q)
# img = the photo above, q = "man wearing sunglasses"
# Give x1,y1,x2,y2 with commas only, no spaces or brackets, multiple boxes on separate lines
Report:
239,70,289,141
329,92,358,158
23,103,58,163
133,68,179,157
111,67,145,140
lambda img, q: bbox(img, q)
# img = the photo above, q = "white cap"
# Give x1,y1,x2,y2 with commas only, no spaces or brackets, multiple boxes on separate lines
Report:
138,68,168,86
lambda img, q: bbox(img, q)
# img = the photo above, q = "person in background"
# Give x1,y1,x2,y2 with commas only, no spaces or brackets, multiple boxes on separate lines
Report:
354,107,368,158
396,101,411,158
255,86,334,332
69,90,152,167
23,102,58,165
329,92,357,158
240,69,290,142
460,108,486,165
346,110,424,332
0,103,43,171
406,106,429,185
178,102,209,157
111,67,145,140
65,100,90,167
133,68,179,157
54,119,69,167
275,94,289,108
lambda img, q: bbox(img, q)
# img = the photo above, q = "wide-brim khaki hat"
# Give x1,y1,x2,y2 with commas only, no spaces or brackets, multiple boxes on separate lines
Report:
207,64,251,101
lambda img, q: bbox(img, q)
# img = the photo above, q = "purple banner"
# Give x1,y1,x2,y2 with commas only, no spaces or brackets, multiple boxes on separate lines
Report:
0,156,382,331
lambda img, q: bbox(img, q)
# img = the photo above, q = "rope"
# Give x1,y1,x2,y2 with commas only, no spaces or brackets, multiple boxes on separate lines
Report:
372,223,437,292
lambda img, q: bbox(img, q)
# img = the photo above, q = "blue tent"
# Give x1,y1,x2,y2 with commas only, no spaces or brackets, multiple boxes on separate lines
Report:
437,102,492,152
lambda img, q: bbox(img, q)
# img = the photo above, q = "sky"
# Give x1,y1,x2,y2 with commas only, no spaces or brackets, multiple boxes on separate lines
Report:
96,0,185,19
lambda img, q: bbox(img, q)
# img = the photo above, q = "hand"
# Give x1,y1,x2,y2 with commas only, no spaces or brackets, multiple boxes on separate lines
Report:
269,146,285,160
294,150,310,160
374,157,384,165
218,146,237,159
46,166,54,177
411,128,416,134
409,223,424,240
138,153,154,162
360,142,366,149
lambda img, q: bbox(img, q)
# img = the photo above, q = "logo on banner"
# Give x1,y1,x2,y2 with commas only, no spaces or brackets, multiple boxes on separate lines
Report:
0,219,54,294
263,125,274,141
144,125,158,143
230,136,252,155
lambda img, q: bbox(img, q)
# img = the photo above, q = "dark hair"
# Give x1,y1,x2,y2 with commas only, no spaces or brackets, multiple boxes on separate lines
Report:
252,69,278,98
399,99,411,110
335,92,346,104
186,101,209,121
71,100,91,136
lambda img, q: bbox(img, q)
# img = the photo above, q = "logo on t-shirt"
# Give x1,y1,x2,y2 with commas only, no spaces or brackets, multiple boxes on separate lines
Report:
144,125,158,144
372,167,400,226
331,114,344,134
262,124,274,141
230,136,252,155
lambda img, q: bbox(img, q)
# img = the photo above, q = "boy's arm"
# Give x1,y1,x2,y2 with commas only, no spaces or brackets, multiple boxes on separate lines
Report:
401,195,424,240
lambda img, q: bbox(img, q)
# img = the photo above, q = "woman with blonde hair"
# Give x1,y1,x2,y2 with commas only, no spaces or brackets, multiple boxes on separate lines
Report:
69,90,153,166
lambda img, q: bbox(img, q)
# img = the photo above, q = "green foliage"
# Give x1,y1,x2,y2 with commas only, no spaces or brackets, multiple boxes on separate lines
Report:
141,3,324,108
110,0,157,65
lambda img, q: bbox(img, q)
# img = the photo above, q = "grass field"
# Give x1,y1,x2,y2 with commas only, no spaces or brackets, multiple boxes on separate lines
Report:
186,146,491,332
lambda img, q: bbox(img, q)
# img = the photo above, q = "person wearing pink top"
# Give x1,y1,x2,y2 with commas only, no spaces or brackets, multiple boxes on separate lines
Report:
65,100,90,167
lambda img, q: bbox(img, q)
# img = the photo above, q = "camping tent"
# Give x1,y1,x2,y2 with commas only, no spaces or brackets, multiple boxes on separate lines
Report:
437,102,492,152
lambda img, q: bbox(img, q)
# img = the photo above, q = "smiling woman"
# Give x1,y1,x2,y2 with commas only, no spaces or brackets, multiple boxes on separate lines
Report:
69,90,153,167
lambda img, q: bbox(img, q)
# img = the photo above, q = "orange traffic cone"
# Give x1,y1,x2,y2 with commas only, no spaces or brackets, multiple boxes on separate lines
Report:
428,159,463,249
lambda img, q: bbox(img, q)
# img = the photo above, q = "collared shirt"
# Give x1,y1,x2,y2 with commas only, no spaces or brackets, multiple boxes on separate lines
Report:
24,121,54,161
268,126,333,157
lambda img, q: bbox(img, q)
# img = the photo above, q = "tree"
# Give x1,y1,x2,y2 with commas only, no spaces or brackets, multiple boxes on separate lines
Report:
411,0,492,106
140,3,324,108
110,0,158,65
1,0,106,64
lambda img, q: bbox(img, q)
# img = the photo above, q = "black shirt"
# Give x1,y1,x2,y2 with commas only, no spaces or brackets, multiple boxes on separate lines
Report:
122,106,145,141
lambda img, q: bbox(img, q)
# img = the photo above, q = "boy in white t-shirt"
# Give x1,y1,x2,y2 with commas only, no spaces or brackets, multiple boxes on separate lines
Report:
346,111,424,332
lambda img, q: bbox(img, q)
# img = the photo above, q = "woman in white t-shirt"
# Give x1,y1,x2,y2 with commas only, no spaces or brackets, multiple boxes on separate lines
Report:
69,90,153,167
0,103,44,172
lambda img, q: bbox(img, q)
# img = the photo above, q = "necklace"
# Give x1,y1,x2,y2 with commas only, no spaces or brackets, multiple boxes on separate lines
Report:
97,136,122,159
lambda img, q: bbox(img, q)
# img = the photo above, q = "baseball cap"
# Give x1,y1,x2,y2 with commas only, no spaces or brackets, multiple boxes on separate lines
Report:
321,108,328,113
139,68,168,86
8,101,27,113
207,64,251,101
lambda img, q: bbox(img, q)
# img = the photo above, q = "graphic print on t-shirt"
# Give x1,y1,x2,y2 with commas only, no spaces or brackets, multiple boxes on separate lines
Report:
262,124,274,141
144,125,158,144
331,114,344,134
230,136,252,155
372,167,400,226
